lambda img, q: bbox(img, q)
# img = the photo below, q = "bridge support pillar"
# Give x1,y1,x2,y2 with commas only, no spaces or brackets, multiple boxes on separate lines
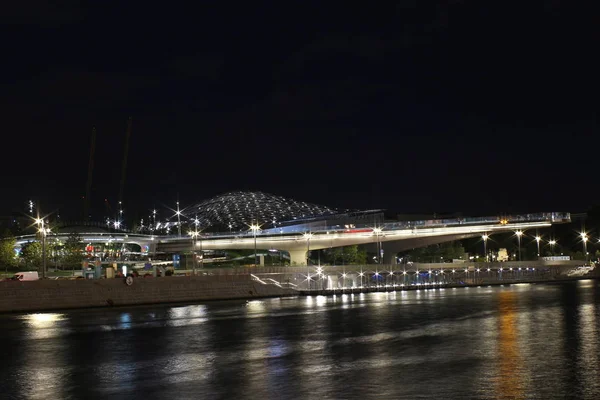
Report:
383,251,398,265
288,250,307,266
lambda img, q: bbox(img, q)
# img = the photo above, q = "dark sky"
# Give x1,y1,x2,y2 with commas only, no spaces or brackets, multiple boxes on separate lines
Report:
1,1,598,222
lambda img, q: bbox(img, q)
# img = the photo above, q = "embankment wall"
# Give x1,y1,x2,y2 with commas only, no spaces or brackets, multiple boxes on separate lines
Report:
0,275,297,313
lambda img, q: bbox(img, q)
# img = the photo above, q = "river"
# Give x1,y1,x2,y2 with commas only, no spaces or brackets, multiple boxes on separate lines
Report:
1,280,599,399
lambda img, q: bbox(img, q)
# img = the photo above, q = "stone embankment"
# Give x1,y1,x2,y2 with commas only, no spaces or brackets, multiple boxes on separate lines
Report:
0,275,297,313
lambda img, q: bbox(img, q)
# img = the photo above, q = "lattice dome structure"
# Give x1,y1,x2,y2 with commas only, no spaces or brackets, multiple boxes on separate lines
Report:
182,191,344,232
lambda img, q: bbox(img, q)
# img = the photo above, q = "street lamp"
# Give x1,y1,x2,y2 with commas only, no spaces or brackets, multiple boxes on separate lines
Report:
175,201,182,237
304,232,313,266
35,217,49,279
581,232,588,262
373,227,382,264
515,231,523,261
304,232,313,290
482,234,488,262
188,230,199,275
549,239,556,256
534,235,542,258
250,223,261,266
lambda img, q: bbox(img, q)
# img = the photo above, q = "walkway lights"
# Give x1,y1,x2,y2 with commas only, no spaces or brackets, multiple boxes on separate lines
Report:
515,231,523,261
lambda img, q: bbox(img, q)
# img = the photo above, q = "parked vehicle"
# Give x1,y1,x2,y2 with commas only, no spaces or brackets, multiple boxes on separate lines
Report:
11,271,39,281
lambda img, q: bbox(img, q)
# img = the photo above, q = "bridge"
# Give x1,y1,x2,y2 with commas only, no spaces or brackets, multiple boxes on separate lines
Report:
156,212,570,264
13,212,570,265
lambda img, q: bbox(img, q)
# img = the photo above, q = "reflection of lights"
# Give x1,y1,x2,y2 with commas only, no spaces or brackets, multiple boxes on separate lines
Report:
246,300,266,312
24,313,65,327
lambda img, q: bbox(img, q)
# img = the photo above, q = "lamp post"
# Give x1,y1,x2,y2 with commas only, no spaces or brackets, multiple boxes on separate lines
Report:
35,217,48,279
482,234,488,262
250,223,260,266
189,230,198,275
534,235,541,258
175,201,182,237
549,239,556,256
515,231,523,261
581,232,588,262
373,227,382,264
304,232,313,290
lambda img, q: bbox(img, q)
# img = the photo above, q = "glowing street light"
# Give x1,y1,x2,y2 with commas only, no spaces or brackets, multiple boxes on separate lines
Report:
188,230,200,275
250,223,261,266
482,234,489,262
304,232,314,290
304,232,314,266
549,239,557,256
373,227,383,264
175,201,182,237
535,235,542,258
581,232,588,262
35,215,49,279
515,231,523,261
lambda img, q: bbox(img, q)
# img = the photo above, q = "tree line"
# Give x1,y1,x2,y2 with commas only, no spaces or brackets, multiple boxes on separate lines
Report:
0,230,84,271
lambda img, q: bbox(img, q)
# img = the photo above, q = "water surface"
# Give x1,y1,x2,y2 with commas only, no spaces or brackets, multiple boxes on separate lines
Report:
1,280,599,399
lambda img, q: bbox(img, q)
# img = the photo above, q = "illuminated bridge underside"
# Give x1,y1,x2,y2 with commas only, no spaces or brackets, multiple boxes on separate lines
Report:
157,220,553,264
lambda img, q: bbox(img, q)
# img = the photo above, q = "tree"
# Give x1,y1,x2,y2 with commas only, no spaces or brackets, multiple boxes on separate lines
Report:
21,241,42,268
404,241,466,263
324,245,367,265
0,231,17,270
63,232,84,268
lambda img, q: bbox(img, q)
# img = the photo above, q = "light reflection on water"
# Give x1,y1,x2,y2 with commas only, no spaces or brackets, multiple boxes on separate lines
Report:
1,281,600,399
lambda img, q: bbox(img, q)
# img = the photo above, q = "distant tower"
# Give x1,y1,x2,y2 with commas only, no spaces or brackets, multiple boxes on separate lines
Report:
84,127,97,221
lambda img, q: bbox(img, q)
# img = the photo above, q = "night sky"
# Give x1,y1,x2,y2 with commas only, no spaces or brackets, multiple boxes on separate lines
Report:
1,2,598,222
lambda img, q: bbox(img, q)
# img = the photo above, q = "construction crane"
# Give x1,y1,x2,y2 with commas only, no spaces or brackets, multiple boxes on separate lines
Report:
118,117,132,220
83,127,96,221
